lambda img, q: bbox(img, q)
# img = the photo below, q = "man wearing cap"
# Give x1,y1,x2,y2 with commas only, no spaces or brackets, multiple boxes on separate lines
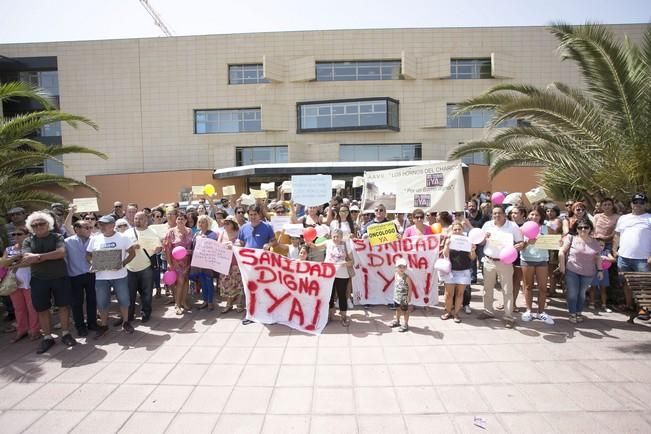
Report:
6,207,27,246
612,193,651,311
86,215,137,337
478,206,525,328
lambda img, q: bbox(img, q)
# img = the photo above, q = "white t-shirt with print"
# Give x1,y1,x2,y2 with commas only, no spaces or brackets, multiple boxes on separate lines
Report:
615,213,651,259
87,232,132,280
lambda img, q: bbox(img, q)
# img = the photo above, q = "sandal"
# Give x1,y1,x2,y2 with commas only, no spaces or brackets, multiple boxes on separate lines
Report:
175,306,183,315
11,333,27,343
390,320,400,328
221,305,233,314
453,316,462,323
440,313,451,320
341,317,350,327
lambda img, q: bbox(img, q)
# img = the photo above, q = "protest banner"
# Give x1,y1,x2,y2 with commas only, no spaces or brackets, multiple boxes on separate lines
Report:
449,234,471,252
90,249,122,272
361,161,465,212
350,235,440,306
191,185,205,195
270,216,291,232
533,234,562,250
280,180,292,192
291,175,332,206
283,224,304,237
148,224,169,240
234,247,336,334
72,197,99,213
367,221,399,247
485,231,514,253
190,237,232,275
222,185,236,196
250,188,268,199
260,182,275,192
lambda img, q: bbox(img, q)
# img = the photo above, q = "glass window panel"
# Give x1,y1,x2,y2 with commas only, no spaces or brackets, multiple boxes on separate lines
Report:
339,144,421,161
195,109,261,133
229,64,268,84
299,99,397,131
318,106,331,115
450,58,492,79
315,60,401,81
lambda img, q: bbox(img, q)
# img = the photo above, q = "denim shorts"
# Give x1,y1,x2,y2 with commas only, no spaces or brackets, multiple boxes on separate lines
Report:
520,260,548,268
95,277,130,311
617,256,650,273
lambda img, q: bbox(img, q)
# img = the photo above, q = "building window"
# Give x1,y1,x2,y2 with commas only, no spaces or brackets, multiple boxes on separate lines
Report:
236,146,288,166
450,58,492,79
195,108,261,134
461,151,489,165
316,60,401,81
340,144,421,162
298,98,399,133
228,64,269,84
19,70,59,96
446,104,517,128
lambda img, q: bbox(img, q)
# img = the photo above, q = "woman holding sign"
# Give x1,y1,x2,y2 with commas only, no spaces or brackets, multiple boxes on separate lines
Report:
218,216,244,313
192,215,218,310
441,222,476,323
164,210,193,315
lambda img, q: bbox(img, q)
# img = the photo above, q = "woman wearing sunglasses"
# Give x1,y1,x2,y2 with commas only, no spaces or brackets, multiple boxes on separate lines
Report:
558,218,603,324
402,208,433,238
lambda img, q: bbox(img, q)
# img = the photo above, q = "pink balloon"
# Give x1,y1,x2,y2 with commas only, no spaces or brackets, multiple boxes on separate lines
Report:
435,258,452,274
601,260,612,270
499,246,518,264
491,192,505,205
163,270,177,285
521,221,540,239
172,246,187,260
468,228,486,245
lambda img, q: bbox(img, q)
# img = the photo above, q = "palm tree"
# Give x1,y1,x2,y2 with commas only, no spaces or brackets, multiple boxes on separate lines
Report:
448,23,651,205
0,81,107,245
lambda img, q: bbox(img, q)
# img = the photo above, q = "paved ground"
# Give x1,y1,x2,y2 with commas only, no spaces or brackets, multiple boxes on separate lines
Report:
0,286,650,434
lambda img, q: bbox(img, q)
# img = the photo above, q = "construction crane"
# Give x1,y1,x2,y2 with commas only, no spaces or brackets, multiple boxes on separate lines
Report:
138,0,174,37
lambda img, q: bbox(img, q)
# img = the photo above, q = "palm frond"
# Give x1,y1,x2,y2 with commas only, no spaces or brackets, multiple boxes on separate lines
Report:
0,82,55,109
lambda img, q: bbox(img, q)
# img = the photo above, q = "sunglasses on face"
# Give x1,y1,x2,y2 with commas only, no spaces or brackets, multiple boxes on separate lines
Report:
414,216,424,220
375,209,386,212
577,226,590,230
575,208,585,212
10,232,26,236
30,221,47,228
114,205,123,208
632,199,646,205
236,211,245,214
84,216,96,221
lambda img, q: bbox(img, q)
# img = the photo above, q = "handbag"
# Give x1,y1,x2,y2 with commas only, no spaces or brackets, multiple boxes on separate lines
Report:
0,270,17,296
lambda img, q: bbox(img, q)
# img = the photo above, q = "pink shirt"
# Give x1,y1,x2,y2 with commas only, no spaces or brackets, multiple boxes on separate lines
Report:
593,213,620,239
564,235,601,276
403,224,433,238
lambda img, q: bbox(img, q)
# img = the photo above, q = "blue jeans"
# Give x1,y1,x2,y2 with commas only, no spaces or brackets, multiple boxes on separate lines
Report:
95,277,130,311
565,270,593,314
198,272,215,303
617,256,650,272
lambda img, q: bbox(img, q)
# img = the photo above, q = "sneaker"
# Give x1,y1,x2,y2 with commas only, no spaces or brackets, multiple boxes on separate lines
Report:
588,303,596,309
398,325,409,332
94,325,109,339
112,317,124,327
36,337,55,354
576,314,586,323
77,326,88,337
477,311,494,320
241,319,254,325
388,303,397,311
521,311,533,322
390,320,401,328
568,314,577,324
453,316,462,323
463,305,472,314
602,306,613,313
538,312,555,325
122,321,134,334
504,318,515,329
61,333,77,347
141,314,151,323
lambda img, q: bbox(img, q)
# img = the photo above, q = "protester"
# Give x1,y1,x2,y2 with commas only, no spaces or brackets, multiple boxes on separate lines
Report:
64,220,98,336
109,201,125,221
559,218,602,323
589,238,615,312
441,222,476,323
192,215,218,310
5,207,27,246
544,203,563,296
391,258,414,332
402,208,433,238
164,210,193,315
1,225,40,342
21,211,77,353
329,204,355,239
219,216,244,313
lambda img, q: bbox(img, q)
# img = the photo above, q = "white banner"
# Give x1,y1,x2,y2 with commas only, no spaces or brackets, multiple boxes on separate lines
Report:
291,175,332,206
361,162,465,213
234,247,336,334
350,235,441,306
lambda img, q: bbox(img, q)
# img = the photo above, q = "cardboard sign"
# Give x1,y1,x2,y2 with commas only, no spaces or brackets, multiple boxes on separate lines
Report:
260,182,275,192
352,176,364,188
190,237,232,275
350,235,440,306
239,194,256,206
291,175,332,206
283,224,304,238
148,224,169,240
191,185,205,195
361,162,465,213
367,221,399,247
90,249,122,272
271,216,291,232
533,234,562,250
449,234,471,252
72,197,99,213
332,180,345,190
222,185,236,196
280,180,292,192
484,230,515,257
234,247,336,334
525,187,548,204
250,188,268,199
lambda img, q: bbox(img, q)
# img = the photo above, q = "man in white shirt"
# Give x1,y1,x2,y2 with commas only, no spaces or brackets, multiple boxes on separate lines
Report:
612,193,651,310
86,215,136,338
123,212,162,323
479,206,525,328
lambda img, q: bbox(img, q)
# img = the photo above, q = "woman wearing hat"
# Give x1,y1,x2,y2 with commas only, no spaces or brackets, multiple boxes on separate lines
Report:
218,216,244,313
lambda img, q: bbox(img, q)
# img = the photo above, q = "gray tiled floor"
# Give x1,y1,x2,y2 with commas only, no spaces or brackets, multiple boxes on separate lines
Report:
0,287,650,433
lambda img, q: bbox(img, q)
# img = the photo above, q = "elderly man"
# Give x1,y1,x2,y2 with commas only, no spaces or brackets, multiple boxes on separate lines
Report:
21,211,77,354
125,203,138,228
613,193,651,312
478,206,525,328
109,201,125,221
86,215,136,338
64,220,98,337
123,211,161,323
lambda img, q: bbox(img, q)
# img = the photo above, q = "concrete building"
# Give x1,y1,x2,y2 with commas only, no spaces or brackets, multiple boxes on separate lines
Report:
0,24,645,210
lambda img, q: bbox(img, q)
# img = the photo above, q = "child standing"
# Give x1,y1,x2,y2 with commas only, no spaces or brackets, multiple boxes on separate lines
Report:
391,258,414,332
589,238,615,312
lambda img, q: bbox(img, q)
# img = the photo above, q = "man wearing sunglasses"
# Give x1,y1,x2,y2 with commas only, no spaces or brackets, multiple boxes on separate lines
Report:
5,207,26,246
612,193,651,312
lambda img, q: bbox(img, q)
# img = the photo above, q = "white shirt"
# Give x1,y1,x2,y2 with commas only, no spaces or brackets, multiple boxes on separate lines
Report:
615,213,651,259
123,227,162,272
482,219,523,258
86,232,132,280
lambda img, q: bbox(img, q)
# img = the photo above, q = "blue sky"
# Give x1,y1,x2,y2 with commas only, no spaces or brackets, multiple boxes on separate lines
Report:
0,0,648,43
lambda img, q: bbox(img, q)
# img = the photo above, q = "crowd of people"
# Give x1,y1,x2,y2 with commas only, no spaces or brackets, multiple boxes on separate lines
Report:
1,189,650,354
